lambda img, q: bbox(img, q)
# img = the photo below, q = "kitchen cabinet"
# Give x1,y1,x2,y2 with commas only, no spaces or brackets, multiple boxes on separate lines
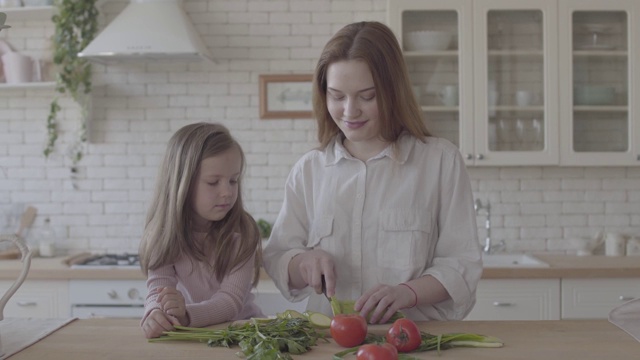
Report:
387,0,639,166
558,0,640,165
465,279,561,320
561,278,640,319
0,279,69,318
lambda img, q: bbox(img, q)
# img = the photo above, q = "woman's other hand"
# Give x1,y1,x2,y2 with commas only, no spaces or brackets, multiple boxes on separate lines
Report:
141,308,180,339
288,249,336,297
355,283,416,324
157,287,188,325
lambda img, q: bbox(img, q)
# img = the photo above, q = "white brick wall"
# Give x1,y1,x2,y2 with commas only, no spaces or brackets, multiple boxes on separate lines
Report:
1,0,639,255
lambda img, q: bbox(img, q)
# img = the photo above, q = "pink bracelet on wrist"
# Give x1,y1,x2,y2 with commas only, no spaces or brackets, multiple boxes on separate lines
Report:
399,282,418,308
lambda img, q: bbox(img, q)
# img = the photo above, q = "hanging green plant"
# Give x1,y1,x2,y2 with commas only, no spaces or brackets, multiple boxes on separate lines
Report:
45,0,99,166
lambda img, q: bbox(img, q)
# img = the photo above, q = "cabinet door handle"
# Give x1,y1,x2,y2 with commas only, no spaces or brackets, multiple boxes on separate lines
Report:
17,301,37,306
476,154,484,160
619,296,635,301
107,290,118,299
492,302,514,307
465,153,473,160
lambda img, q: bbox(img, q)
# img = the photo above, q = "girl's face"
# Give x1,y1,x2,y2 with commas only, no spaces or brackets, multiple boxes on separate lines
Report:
326,59,381,145
190,147,242,231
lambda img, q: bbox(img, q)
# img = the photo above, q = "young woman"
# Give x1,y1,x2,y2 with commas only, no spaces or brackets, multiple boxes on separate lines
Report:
263,21,482,324
139,122,263,339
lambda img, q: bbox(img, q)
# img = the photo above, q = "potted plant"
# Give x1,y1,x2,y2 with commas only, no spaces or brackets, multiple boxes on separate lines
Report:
45,0,99,168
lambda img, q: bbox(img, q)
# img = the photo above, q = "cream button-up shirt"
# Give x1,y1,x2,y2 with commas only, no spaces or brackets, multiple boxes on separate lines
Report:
263,133,482,321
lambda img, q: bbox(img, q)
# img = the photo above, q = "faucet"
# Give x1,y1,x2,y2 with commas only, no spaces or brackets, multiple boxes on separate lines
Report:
474,199,503,254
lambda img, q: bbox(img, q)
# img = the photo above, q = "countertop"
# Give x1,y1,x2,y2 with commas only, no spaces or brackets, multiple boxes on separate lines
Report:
1,254,640,281
7,318,638,359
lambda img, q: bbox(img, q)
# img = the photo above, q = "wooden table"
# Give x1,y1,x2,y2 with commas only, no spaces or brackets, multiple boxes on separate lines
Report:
8,318,638,359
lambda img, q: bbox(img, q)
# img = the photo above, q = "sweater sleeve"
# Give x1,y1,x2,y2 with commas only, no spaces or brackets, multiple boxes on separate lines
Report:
185,252,258,327
141,263,179,325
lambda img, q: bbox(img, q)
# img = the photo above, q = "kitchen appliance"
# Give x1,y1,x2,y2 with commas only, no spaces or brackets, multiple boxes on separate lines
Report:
69,253,140,269
68,253,147,318
69,279,147,319
78,0,214,63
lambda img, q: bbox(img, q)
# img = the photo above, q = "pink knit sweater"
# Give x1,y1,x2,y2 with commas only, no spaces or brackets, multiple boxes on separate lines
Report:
142,249,263,328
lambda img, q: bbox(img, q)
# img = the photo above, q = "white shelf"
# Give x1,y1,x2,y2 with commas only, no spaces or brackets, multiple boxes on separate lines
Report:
420,105,459,112
0,6,55,21
404,50,458,58
573,105,628,112
0,81,56,89
573,50,627,57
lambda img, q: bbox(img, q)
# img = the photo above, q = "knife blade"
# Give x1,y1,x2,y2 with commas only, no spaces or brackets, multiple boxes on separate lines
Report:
321,275,331,301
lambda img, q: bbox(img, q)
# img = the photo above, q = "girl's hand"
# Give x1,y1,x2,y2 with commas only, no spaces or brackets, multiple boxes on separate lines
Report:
289,249,336,298
158,287,188,325
355,283,415,324
141,308,180,339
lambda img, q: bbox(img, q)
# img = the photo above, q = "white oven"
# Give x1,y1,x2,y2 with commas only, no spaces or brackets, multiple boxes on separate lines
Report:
70,280,147,318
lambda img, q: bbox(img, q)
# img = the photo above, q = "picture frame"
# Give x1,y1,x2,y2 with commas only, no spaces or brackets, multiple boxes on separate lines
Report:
259,74,314,119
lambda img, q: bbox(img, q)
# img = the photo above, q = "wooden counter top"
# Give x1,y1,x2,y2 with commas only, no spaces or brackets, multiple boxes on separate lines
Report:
2,254,640,281
482,254,640,279
0,257,145,280
8,318,638,359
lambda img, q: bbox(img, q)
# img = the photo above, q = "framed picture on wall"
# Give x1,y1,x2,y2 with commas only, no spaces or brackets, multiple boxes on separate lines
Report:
259,74,313,119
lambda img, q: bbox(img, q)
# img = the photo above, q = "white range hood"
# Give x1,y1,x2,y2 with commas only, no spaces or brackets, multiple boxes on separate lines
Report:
78,0,214,64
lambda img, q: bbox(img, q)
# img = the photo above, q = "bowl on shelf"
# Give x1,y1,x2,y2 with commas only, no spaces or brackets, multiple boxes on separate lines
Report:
574,85,615,105
403,30,453,51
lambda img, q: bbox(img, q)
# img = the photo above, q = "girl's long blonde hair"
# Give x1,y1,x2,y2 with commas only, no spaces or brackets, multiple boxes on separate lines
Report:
312,21,430,148
139,122,261,287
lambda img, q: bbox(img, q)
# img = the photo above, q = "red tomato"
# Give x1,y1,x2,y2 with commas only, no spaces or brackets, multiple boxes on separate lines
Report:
385,318,422,352
356,343,398,360
330,314,367,348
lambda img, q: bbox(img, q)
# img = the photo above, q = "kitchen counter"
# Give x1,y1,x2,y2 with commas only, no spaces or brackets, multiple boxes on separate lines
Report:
2,254,640,281
7,318,638,359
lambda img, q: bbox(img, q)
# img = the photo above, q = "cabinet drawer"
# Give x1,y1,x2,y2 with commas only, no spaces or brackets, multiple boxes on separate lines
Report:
466,279,560,320
561,278,640,319
0,280,69,318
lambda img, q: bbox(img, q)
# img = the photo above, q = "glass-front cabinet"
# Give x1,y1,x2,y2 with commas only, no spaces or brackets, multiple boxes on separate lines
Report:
559,0,639,165
388,0,639,166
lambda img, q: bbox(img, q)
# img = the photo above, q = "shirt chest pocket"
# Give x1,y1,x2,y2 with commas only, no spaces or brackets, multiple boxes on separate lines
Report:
308,215,335,251
377,209,432,269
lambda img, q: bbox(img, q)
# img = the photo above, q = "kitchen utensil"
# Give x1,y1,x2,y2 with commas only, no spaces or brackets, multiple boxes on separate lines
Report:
569,236,603,256
0,12,10,31
321,275,330,301
0,233,33,358
437,84,458,106
15,206,36,238
605,233,626,256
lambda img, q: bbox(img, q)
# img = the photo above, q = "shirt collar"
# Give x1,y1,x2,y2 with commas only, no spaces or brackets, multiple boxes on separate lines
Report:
324,132,414,165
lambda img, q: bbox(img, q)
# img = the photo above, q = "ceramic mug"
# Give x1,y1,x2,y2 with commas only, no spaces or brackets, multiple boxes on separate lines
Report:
626,237,640,256
516,90,537,106
438,85,458,106
604,233,626,256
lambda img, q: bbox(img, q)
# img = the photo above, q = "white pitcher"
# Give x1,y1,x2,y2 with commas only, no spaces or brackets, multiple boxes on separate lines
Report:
0,234,33,358
1,51,41,83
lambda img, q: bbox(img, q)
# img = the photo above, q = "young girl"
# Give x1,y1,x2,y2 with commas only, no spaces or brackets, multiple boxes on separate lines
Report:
139,122,263,339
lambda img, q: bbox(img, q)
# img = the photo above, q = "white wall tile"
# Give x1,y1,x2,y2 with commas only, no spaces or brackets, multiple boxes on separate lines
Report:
0,0,638,255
